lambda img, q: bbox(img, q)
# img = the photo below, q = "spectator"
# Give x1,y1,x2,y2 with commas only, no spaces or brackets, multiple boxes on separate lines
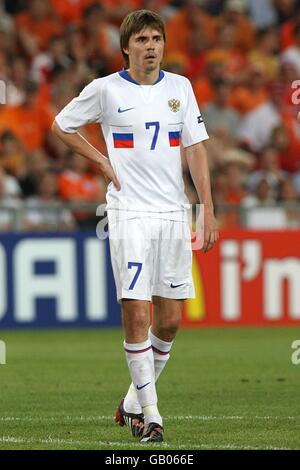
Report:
0,80,54,151
23,170,76,231
14,0,62,57
6,56,28,105
193,58,228,108
0,167,21,231
0,130,26,178
163,51,189,76
241,177,287,228
165,0,216,56
246,146,288,196
202,77,241,140
216,0,256,52
248,27,279,81
50,0,93,26
19,149,51,198
238,81,283,152
277,177,300,227
277,1,299,32
280,111,300,172
216,161,248,228
206,23,249,83
30,35,72,84
247,0,278,29
212,169,229,206
271,125,291,170
281,24,300,75
278,58,299,117
83,3,120,74
222,161,248,204
58,151,106,228
185,27,209,80
229,62,269,115
278,176,300,203
212,153,253,224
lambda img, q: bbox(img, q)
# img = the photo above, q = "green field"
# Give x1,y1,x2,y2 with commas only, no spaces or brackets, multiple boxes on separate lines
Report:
0,327,300,450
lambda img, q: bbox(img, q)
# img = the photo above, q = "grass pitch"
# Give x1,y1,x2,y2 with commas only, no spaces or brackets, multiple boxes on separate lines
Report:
0,327,300,450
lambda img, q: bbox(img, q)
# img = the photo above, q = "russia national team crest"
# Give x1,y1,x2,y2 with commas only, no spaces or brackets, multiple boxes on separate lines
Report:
168,99,180,112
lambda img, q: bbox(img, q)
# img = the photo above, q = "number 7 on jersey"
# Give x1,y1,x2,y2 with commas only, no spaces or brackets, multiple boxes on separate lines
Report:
128,262,143,290
145,121,160,150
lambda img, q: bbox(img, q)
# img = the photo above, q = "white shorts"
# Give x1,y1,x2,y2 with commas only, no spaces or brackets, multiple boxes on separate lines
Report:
108,214,195,302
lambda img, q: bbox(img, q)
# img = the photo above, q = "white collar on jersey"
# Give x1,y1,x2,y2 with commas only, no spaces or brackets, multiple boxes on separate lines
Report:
118,68,165,85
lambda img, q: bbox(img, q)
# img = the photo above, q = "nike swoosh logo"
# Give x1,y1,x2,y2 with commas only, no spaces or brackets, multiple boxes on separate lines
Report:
170,283,185,288
136,382,150,390
118,107,135,113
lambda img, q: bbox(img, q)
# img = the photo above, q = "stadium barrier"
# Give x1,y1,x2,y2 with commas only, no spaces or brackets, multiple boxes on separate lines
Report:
1,201,300,231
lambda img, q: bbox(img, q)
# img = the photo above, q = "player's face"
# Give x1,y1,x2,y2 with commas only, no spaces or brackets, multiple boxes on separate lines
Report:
124,27,164,73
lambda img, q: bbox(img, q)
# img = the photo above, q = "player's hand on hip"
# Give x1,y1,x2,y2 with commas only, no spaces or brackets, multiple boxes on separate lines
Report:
202,212,219,253
101,160,121,191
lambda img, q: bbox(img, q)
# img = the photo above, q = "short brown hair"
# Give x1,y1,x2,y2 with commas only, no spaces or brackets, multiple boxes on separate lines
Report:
120,10,166,68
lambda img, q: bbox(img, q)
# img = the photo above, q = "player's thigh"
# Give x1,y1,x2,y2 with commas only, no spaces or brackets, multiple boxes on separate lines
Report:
108,217,153,301
152,220,194,299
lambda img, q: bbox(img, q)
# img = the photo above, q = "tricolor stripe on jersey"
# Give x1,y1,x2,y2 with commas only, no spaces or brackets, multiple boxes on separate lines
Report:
168,131,180,147
113,133,134,148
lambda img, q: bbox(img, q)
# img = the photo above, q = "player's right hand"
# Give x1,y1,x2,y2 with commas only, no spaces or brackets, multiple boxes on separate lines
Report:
101,160,121,191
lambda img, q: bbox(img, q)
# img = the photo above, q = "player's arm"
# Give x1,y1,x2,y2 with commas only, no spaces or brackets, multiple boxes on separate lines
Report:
184,141,219,252
52,121,120,191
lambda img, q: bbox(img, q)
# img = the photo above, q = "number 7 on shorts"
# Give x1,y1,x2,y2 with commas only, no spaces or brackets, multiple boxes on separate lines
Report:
128,262,143,290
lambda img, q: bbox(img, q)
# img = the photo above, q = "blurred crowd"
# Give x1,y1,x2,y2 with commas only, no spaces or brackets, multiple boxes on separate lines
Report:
0,0,300,231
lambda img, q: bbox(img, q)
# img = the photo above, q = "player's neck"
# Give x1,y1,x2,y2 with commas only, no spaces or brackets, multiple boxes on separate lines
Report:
126,67,160,85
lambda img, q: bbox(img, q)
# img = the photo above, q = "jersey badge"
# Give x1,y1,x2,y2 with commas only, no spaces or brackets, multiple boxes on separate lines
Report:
168,99,180,112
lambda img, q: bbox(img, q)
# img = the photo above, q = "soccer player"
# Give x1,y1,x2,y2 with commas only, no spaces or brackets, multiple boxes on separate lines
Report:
52,9,218,443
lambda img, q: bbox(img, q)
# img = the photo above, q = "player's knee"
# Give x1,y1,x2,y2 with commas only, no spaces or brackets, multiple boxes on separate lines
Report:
130,310,150,331
158,319,180,341
123,306,150,341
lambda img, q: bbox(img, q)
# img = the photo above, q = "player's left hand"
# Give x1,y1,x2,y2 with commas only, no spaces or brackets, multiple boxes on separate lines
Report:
202,211,219,253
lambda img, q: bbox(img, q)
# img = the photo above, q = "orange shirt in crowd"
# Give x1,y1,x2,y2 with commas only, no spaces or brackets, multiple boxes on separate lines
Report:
0,104,54,151
193,78,216,109
103,0,142,8
50,0,93,24
206,49,248,79
216,16,256,52
15,12,62,51
165,8,216,56
58,171,103,202
229,87,269,115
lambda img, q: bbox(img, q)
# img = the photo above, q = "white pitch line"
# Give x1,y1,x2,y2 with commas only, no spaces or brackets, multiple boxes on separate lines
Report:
0,436,292,450
0,415,299,422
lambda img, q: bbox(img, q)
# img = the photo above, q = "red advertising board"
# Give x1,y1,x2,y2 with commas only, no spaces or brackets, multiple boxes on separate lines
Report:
182,230,300,327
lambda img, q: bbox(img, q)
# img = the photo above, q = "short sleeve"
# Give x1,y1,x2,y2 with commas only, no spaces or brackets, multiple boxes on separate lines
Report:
181,78,209,148
55,79,102,133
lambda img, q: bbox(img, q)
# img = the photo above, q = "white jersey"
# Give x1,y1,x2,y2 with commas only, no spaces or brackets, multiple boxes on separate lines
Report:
55,69,208,215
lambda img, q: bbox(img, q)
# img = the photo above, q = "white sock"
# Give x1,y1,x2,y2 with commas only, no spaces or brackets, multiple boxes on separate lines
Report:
143,404,163,427
149,328,173,381
123,339,158,412
123,382,142,414
124,330,173,416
